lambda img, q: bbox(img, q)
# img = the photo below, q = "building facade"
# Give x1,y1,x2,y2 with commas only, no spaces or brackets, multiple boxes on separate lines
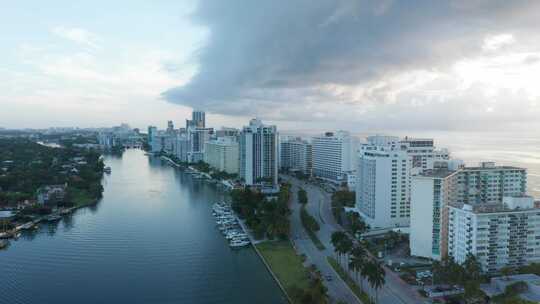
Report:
239,119,278,189
356,136,449,229
280,137,312,176
204,137,240,174
448,197,540,273
311,131,354,183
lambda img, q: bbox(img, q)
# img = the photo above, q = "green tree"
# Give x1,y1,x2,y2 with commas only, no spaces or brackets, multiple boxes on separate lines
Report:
349,246,366,291
331,231,347,263
366,261,386,304
298,188,308,205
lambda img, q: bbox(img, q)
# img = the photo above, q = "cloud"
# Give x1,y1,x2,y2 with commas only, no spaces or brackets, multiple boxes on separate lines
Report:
51,26,102,50
163,0,540,131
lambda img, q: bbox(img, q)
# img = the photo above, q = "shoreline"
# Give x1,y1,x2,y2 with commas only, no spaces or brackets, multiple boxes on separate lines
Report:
0,199,100,240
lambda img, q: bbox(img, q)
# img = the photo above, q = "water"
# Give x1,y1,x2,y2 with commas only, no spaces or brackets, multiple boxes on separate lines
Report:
0,149,286,304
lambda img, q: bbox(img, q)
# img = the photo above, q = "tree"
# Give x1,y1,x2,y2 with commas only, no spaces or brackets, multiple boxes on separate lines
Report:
463,254,482,281
500,266,515,280
298,188,308,205
349,246,366,291
337,235,353,270
331,231,347,263
366,261,386,304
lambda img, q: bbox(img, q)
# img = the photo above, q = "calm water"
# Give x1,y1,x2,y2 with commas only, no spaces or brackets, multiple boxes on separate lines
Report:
0,149,286,304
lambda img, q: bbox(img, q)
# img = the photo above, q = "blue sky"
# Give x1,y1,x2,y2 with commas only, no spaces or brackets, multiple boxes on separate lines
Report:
2,1,540,133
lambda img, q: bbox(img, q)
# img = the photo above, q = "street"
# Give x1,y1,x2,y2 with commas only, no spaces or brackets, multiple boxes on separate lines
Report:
284,175,425,304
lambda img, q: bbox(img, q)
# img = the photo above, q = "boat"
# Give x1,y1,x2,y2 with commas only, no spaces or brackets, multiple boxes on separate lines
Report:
46,215,62,222
14,232,21,239
0,240,9,249
19,222,34,230
229,240,250,248
60,209,72,215
104,166,112,174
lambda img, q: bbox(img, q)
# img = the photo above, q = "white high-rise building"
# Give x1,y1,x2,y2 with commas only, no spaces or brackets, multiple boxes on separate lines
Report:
448,196,540,273
280,137,312,176
410,162,462,261
356,135,449,229
204,137,239,174
174,134,190,163
311,131,354,183
239,118,278,190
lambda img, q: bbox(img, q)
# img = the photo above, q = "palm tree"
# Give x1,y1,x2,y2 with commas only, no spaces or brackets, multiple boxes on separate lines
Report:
348,246,366,290
338,235,353,270
331,231,346,263
367,261,386,304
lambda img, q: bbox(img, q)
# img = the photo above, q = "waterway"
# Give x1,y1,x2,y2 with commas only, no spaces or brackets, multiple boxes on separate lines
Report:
0,149,287,304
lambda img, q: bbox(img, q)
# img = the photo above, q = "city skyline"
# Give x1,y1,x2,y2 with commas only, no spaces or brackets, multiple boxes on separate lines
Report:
2,1,540,133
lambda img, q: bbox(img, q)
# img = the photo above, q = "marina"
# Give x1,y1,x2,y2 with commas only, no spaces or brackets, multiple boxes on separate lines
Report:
212,202,251,248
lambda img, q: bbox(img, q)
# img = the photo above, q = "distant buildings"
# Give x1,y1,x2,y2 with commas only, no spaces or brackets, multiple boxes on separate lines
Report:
98,123,142,150
280,137,312,177
239,118,279,191
204,137,239,175
311,131,354,183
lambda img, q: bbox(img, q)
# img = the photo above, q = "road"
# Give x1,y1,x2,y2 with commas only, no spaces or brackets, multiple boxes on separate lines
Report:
285,176,425,304
289,181,362,304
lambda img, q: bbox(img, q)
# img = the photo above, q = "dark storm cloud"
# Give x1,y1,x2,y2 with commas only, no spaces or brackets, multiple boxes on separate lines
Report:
163,0,540,124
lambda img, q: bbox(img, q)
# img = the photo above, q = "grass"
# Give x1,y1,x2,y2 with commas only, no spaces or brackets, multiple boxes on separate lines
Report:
306,228,326,251
327,256,374,304
256,241,311,301
300,206,326,251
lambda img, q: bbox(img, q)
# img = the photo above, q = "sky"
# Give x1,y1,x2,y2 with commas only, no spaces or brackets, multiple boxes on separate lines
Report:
2,1,540,133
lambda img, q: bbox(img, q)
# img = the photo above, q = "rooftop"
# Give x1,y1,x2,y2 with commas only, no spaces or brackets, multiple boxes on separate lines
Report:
418,169,455,178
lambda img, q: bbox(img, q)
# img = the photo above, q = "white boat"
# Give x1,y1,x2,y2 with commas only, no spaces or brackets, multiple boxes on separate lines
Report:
230,240,250,247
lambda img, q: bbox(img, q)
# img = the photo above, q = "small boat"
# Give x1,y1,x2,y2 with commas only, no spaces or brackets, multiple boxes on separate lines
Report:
230,240,250,248
104,167,112,174
0,240,9,249
60,209,72,215
13,232,21,239
46,215,62,222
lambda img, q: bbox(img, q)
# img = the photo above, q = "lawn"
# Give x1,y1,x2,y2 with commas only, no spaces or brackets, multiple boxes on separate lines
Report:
327,256,373,304
256,241,311,297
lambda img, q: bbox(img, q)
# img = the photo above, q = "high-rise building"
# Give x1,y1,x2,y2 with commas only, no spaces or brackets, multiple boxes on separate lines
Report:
410,161,463,261
204,137,240,174
452,162,527,205
239,118,278,190
174,134,190,163
356,136,449,229
448,196,540,273
410,161,529,263
167,120,174,133
280,137,312,176
192,110,205,128
148,126,157,148
311,131,354,183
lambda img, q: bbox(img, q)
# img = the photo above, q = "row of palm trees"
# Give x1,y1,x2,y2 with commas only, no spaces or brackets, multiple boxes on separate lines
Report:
331,231,386,304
